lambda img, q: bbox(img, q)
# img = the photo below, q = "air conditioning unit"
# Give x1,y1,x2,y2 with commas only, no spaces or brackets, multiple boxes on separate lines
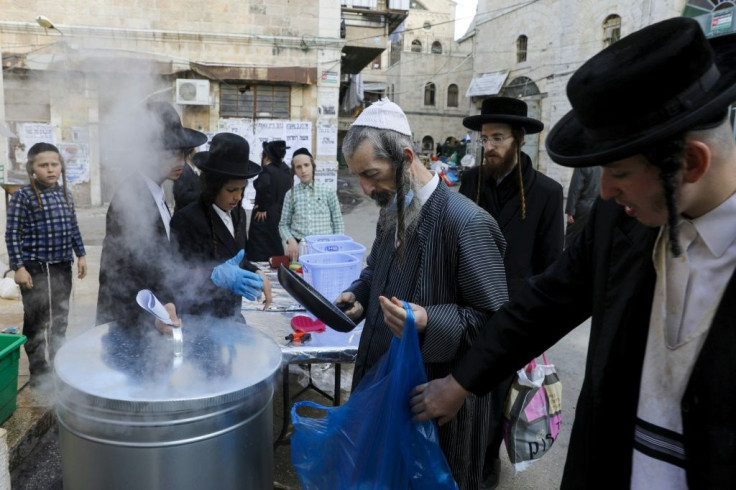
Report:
175,79,210,106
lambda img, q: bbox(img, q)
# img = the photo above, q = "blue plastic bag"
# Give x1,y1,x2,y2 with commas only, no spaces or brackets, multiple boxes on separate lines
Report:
291,302,458,489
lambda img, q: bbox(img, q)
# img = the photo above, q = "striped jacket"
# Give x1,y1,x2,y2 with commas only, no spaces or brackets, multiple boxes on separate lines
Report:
347,182,508,489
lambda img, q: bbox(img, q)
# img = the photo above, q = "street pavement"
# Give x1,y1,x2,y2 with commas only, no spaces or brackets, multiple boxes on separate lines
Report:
4,167,589,489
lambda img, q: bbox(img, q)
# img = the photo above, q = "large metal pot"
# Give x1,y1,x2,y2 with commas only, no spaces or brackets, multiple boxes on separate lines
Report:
54,317,282,490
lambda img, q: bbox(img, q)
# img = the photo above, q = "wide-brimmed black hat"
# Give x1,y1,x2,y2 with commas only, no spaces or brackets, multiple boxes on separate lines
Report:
546,17,736,167
262,140,289,162
463,97,544,134
145,101,207,150
193,133,261,179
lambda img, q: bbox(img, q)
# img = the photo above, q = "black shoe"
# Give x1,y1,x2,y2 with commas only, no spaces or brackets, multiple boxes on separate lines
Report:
480,458,501,490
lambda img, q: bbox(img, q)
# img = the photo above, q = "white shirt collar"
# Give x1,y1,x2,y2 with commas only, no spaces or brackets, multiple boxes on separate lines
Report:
142,173,165,203
187,161,201,176
690,190,736,258
142,173,171,239
212,203,235,237
416,172,440,205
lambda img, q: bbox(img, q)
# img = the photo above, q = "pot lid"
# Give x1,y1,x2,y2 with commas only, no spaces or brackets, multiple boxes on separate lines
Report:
54,316,282,413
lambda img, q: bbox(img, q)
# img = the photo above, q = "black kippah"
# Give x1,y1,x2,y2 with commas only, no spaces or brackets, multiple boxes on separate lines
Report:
292,147,313,158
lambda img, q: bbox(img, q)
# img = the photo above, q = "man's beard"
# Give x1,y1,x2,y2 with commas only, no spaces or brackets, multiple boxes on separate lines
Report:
371,189,394,207
483,146,517,180
376,183,423,244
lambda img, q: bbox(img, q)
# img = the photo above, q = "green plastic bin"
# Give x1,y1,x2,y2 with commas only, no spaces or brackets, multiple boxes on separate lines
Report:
0,333,26,424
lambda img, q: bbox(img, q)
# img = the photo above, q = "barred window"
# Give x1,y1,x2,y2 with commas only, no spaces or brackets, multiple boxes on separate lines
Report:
220,84,290,119
431,41,442,54
411,39,422,53
516,35,528,63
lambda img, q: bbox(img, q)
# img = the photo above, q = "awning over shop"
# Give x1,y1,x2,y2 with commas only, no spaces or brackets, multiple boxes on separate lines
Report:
363,82,386,92
466,70,509,97
190,63,318,85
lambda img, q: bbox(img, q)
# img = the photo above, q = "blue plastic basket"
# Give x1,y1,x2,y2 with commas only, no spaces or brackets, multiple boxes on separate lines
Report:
299,253,361,316
305,234,353,254
310,240,366,263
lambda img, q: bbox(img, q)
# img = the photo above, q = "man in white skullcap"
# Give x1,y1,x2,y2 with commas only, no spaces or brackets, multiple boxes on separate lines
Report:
336,99,510,489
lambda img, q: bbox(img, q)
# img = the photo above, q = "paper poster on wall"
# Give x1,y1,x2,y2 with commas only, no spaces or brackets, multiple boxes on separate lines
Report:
59,143,90,184
217,119,253,139
315,160,339,192
218,119,312,165
284,121,312,163
318,88,338,117
316,117,337,158
18,123,56,150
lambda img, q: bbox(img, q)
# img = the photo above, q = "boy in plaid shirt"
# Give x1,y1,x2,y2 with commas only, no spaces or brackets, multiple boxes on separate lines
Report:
5,142,87,386
279,148,344,261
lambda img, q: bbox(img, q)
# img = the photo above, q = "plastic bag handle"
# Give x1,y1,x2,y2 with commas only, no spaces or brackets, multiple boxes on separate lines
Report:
402,301,415,332
525,352,550,373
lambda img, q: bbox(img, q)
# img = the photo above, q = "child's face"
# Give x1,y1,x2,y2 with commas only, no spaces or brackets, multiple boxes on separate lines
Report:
292,155,314,184
32,151,62,186
215,179,247,212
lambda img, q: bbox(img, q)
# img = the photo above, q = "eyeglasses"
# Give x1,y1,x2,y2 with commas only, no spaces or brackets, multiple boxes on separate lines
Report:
480,135,513,146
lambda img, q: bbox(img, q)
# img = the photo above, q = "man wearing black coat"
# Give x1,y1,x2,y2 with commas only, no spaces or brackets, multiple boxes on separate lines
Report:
96,101,207,328
459,96,564,488
412,17,736,488
247,140,292,261
173,150,201,214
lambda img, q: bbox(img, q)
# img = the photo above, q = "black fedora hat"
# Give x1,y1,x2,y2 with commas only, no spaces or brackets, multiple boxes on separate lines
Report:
546,17,736,167
463,96,544,134
194,133,261,179
262,140,289,162
145,101,208,150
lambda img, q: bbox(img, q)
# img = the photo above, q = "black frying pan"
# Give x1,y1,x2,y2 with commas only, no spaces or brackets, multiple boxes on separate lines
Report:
277,265,357,333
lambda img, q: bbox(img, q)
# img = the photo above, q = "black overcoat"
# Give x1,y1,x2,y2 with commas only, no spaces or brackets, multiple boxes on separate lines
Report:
170,199,258,319
454,198,736,488
173,164,201,214
247,161,291,261
96,174,174,327
459,153,564,300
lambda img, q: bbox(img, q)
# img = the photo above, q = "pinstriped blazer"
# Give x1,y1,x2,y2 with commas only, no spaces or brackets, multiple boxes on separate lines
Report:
346,182,508,489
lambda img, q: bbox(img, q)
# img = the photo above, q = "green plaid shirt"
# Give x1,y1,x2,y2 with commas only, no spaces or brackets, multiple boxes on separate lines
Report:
279,182,344,242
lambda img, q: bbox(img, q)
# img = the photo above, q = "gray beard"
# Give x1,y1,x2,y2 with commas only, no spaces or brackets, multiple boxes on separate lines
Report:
377,187,424,245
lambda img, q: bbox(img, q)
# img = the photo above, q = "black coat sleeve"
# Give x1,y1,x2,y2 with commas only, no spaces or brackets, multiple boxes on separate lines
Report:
452,198,598,395
534,182,564,273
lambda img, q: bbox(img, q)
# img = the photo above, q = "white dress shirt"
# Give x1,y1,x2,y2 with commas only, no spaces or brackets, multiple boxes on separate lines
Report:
143,174,171,240
632,191,736,489
212,204,235,237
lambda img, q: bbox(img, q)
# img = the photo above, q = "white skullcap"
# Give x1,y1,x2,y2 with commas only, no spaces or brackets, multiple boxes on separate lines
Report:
351,98,412,136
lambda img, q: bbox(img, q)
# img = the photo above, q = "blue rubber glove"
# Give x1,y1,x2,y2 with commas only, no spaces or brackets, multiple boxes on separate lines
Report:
211,250,263,300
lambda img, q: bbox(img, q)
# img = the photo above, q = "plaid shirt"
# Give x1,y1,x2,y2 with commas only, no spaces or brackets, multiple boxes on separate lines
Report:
279,181,344,242
5,184,86,268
